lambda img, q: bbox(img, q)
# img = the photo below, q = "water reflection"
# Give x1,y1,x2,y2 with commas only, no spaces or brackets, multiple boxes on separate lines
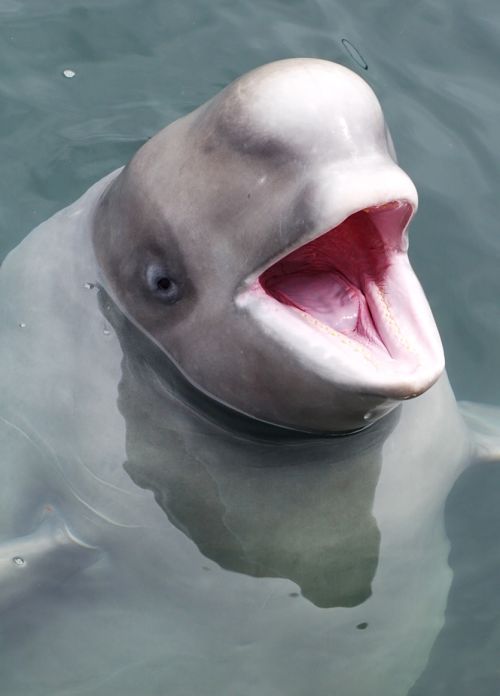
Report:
100,289,400,609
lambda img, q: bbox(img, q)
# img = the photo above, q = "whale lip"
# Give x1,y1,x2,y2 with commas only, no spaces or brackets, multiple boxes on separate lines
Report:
235,199,444,399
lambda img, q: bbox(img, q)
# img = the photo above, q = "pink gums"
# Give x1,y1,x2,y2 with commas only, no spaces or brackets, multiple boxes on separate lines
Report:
259,201,412,353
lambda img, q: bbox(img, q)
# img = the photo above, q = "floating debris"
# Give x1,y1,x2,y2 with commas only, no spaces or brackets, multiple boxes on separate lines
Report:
12,556,25,566
341,39,368,71
62,69,76,79
356,622,369,630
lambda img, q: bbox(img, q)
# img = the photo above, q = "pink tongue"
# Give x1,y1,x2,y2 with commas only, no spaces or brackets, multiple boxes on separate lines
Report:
269,271,362,332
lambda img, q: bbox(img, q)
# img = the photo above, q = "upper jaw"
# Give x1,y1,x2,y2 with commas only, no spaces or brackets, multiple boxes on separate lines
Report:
235,185,444,400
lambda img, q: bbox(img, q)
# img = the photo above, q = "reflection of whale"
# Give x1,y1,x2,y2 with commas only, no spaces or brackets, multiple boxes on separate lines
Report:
102,290,389,609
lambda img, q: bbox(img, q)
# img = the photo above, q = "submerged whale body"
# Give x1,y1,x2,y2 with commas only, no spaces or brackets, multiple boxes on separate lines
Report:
0,59,498,696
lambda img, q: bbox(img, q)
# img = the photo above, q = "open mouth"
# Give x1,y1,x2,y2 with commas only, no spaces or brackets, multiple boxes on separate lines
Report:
236,199,444,397
259,201,413,361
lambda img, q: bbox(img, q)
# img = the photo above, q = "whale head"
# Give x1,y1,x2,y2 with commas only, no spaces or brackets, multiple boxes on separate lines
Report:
93,58,444,433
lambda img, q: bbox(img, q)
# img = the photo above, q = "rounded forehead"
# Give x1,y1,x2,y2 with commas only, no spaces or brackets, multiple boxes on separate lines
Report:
213,59,387,161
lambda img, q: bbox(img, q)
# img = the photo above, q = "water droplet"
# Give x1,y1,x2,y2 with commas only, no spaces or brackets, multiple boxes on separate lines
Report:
63,69,76,78
12,557,25,566
341,39,368,70
356,622,368,630
18,322,27,329
83,282,95,290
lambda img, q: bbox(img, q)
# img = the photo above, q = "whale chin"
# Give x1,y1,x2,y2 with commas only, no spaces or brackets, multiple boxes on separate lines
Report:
236,200,445,401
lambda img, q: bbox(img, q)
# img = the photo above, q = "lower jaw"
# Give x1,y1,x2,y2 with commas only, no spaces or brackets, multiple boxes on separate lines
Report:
236,276,444,402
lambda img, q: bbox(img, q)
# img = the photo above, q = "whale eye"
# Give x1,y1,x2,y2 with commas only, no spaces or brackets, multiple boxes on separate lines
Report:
145,264,181,304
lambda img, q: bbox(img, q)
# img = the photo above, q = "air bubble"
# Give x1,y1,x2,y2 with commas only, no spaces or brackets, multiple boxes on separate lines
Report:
63,69,76,78
18,322,27,329
12,557,25,566
103,328,111,336
83,282,95,290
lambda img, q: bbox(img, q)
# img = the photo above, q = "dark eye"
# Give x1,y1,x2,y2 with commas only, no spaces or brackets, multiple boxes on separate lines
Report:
145,264,181,304
156,277,172,291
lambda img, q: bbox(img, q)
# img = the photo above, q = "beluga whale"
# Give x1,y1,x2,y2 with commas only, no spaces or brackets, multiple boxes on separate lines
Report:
0,59,498,696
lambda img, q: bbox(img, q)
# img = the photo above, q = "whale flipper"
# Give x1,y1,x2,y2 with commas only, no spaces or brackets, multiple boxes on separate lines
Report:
459,401,500,462
0,508,100,610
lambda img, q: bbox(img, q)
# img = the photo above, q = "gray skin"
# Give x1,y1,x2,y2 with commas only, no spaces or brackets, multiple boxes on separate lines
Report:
0,60,498,695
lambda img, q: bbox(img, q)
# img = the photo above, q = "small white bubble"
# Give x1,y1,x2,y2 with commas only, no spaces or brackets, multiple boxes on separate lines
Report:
18,322,27,329
12,556,25,566
83,282,95,290
103,328,111,336
363,412,372,421
63,69,76,78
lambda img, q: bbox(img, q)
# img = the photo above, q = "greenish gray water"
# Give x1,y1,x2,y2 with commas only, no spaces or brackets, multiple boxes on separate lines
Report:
0,1,499,695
